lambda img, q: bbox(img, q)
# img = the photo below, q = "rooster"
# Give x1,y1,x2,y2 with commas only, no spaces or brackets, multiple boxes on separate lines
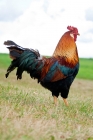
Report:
4,26,80,106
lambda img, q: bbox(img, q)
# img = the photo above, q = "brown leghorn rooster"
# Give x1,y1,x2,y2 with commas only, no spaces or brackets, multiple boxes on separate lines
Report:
4,26,80,106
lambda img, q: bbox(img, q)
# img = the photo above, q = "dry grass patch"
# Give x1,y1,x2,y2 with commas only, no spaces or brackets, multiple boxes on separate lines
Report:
0,69,93,140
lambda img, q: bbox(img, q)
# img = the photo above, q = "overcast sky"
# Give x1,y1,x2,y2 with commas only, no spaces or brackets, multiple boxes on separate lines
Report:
0,0,93,58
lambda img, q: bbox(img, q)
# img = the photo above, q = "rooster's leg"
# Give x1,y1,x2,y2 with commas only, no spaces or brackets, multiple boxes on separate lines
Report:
53,96,58,105
63,98,68,106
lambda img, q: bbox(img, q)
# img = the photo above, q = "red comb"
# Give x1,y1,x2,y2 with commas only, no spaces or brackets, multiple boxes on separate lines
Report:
67,26,79,36
67,26,75,31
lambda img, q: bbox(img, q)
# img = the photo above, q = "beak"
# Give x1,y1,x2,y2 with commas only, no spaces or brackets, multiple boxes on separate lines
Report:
77,33,80,36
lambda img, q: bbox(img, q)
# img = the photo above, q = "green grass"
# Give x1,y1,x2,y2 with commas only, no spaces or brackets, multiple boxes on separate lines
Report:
0,53,93,140
77,58,93,80
0,53,11,68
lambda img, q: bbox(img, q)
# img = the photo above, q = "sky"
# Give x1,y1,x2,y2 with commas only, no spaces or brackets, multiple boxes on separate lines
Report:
0,0,93,58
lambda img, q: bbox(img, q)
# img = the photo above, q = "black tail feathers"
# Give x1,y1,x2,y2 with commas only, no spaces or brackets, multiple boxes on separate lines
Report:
4,40,43,80
4,40,25,51
4,40,26,59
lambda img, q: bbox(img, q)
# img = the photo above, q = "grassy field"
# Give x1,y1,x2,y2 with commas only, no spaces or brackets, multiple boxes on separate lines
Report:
77,58,93,80
0,54,93,140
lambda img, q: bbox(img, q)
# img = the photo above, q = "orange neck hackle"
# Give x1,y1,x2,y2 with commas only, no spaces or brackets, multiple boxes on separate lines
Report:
53,31,79,66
